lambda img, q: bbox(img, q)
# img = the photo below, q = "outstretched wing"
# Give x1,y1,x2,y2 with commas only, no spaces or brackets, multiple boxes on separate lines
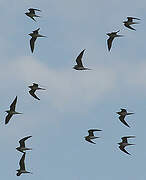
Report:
121,136,135,143
10,96,17,111
30,37,37,53
76,49,85,67
33,28,40,33
29,8,41,12
5,114,12,124
127,17,140,21
88,129,102,136
85,137,96,144
19,153,26,170
30,16,36,22
120,108,127,112
29,89,40,100
119,145,131,155
107,36,114,51
33,83,39,87
119,115,130,128
124,23,136,31
19,136,32,147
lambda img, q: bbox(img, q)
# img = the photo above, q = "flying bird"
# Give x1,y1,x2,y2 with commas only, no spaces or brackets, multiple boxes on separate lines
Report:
73,49,91,70
116,108,134,128
16,136,32,153
29,28,46,53
123,17,140,31
5,96,22,125
25,8,41,22
84,129,102,144
118,136,135,155
16,153,32,176
28,83,46,100
107,30,123,51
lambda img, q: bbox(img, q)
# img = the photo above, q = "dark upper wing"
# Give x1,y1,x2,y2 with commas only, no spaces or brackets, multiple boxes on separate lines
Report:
5,114,12,124
127,17,140,21
119,145,131,155
33,83,38,87
122,136,135,143
76,49,85,67
121,108,127,112
127,17,133,22
10,96,17,111
29,89,40,100
119,115,130,128
85,137,96,144
19,136,32,147
33,28,40,33
19,153,26,170
29,16,36,22
124,23,136,31
88,129,101,136
107,37,114,51
30,37,37,53
33,8,41,12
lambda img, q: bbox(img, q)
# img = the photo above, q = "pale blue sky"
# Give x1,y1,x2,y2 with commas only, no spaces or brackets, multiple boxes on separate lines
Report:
1,0,146,179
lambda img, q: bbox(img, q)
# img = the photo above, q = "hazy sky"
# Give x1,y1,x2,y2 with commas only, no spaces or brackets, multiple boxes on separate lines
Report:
1,0,146,179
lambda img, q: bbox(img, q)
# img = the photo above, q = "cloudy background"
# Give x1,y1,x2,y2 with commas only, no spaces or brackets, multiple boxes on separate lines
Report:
1,0,146,179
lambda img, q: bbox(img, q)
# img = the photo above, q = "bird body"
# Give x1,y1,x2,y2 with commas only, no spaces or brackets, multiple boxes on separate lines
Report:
84,129,102,144
5,96,22,124
123,17,140,30
16,136,32,153
16,153,32,176
25,8,41,22
107,30,123,51
73,49,91,70
116,108,134,128
29,83,46,100
29,28,46,53
118,136,135,155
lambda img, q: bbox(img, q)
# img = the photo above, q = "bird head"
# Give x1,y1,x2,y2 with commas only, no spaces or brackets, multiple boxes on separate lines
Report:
73,65,77,69
106,33,111,36
16,170,21,176
28,33,33,37
16,173,20,176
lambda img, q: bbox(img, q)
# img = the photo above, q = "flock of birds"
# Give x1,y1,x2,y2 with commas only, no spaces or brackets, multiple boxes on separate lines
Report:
4,7,141,176
84,108,135,156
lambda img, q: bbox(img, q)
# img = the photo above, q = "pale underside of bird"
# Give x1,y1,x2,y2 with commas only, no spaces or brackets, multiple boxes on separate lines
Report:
28,83,46,100
116,108,134,128
118,136,135,155
123,17,141,31
107,30,123,51
16,153,32,176
73,49,91,70
5,96,22,125
29,28,46,53
25,8,41,22
85,129,102,144
16,136,32,153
